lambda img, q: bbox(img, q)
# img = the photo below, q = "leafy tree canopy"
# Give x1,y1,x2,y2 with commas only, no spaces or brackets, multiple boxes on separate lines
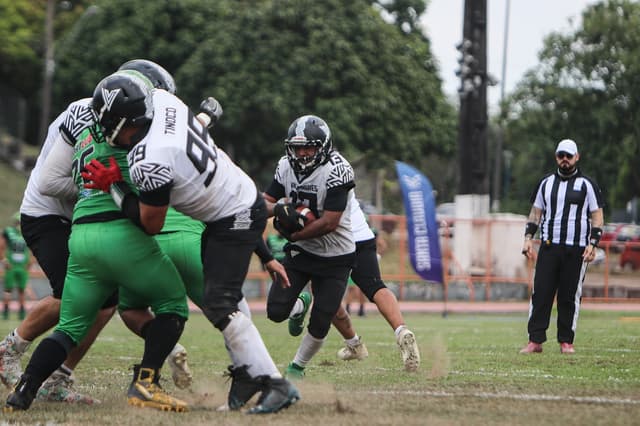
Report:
503,0,640,213
53,0,456,193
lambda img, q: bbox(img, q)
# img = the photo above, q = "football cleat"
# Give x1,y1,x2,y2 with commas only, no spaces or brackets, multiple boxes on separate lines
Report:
288,292,312,337
337,339,369,361
519,341,543,354
37,369,99,404
284,362,305,381
397,328,420,372
0,334,24,389
247,376,300,415
127,366,188,412
224,364,263,410
4,374,39,412
166,343,192,389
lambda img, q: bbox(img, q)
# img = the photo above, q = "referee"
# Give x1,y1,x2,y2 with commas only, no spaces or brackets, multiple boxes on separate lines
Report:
520,139,604,354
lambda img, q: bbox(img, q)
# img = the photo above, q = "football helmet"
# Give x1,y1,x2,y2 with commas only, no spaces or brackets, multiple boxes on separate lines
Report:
91,71,153,146
118,59,177,94
285,115,332,175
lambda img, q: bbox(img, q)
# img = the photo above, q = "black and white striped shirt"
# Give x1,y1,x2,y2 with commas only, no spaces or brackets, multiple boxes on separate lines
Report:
531,169,603,247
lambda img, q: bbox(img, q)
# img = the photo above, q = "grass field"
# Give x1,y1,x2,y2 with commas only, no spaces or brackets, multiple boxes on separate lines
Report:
0,309,638,425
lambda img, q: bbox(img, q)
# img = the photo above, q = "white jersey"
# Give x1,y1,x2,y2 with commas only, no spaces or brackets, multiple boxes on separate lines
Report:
273,152,356,257
350,197,375,242
19,99,92,219
127,90,257,222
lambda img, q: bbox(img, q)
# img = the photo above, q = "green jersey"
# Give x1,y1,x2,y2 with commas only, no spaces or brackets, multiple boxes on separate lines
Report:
3,226,29,268
266,233,287,262
70,125,133,222
162,208,205,234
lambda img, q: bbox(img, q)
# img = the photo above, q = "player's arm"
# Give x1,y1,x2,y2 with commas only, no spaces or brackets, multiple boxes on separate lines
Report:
263,178,286,216
36,134,78,200
289,186,349,242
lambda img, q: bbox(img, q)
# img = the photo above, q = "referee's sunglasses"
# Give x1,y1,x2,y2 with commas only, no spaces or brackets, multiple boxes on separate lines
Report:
556,151,574,160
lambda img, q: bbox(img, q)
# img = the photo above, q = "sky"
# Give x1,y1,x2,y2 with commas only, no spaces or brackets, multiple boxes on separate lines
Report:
421,0,599,111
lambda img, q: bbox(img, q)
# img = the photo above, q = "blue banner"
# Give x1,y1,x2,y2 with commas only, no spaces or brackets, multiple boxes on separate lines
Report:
395,161,443,284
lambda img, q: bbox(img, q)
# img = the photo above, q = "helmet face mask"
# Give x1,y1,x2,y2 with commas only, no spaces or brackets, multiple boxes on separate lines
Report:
285,115,332,175
91,71,154,147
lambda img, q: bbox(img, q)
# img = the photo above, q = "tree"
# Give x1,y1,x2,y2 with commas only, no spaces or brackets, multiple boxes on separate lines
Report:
502,0,640,213
52,0,457,203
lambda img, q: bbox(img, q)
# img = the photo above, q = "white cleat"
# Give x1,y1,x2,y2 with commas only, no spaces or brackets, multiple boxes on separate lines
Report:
337,339,369,361
397,329,420,372
166,343,192,389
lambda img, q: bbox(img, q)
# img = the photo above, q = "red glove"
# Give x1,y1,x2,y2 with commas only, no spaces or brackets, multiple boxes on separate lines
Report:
81,157,123,193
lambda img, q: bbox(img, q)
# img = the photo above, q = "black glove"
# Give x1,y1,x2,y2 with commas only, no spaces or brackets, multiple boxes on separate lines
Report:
198,97,223,128
273,203,303,234
273,217,294,241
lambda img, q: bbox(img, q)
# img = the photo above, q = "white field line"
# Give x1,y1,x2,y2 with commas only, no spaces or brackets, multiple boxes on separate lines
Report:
361,389,640,405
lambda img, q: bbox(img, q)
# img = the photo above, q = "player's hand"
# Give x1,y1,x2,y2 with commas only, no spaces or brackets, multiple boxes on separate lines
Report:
198,97,223,128
273,203,303,233
273,217,294,241
264,259,290,288
82,157,123,192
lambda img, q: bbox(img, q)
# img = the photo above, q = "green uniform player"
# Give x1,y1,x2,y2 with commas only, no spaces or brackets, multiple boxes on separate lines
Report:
2,220,30,320
5,73,189,413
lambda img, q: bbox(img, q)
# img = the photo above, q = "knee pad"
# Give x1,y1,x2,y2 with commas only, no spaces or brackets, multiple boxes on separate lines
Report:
266,301,290,323
307,309,333,339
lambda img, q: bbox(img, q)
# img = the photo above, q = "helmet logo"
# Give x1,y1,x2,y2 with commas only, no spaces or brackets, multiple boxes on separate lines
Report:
101,87,121,111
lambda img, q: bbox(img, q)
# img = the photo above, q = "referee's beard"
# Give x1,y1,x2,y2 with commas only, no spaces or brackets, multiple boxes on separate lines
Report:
558,163,577,177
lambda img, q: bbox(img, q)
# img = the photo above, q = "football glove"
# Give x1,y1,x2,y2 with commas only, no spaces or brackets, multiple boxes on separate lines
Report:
273,203,304,234
198,97,223,128
81,157,123,193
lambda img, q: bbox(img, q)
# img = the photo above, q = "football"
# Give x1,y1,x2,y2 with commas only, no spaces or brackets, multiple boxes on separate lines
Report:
296,205,317,227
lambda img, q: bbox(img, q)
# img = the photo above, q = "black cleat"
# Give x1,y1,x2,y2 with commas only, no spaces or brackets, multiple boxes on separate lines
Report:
4,374,39,412
247,376,300,414
224,365,264,410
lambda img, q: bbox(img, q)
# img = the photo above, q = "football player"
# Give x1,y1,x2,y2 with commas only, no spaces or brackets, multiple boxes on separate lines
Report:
4,70,192,413
262,115,357,379
77,72,299,414
332,200,421,372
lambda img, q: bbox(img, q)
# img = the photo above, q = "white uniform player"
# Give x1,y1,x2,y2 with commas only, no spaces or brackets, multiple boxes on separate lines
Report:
82,73,299,415
332,197,421,372
263,114,357,380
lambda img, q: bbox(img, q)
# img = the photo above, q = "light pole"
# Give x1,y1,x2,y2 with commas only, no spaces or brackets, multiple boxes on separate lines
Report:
491,0,511,212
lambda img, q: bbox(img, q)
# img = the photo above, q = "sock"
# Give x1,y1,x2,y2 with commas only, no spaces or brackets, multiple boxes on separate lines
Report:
292,332,324,368
141,314,185,370
288,297,304,318
58,364,73,376
345,335,361,347
11,329,32,353
394,325,407,339
222,311,281,378
237,297,251,320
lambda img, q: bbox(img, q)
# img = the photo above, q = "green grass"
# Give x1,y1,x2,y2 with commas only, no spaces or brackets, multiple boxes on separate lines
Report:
0,309,638,425
0,161,28,228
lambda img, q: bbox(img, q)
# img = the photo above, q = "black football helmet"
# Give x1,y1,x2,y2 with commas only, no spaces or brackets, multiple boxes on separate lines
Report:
285,115,332,175
91,71,153,146
118,59,176,94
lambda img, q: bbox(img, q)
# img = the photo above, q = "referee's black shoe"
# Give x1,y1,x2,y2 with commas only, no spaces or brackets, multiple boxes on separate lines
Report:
4,374,39,412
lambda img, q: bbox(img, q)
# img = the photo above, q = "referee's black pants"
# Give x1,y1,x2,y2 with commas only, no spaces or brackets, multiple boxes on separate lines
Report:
528,243,586,344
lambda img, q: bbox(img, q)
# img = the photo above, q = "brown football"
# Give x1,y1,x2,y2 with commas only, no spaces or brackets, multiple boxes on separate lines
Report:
296,206,317,226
